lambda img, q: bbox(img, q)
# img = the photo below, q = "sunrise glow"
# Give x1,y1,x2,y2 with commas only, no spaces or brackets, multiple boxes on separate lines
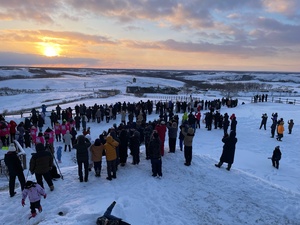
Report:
43,44,61,57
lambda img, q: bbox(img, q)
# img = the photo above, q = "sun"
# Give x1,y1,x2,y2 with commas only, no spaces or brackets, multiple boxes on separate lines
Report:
43,44,61,57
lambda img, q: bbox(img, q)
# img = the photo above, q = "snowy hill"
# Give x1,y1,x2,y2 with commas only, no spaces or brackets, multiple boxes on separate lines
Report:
0,70,300,225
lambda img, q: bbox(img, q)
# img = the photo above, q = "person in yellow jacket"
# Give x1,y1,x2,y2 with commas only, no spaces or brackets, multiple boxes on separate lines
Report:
104,135,119,180
277,121,284,141
90,138,104,177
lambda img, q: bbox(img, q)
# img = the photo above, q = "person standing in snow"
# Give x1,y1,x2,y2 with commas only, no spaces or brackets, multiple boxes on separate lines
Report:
21,181,46,218
119,128,129,166
215,130,238,171
90,138,104,177
144,122,153,159
230,113,237,132
276,121,284,141
29,143,54,191
4,143,26,197
167,121,178,153
63,130,72,152
182,126,195,166
259,113,268,130
148,130,162,177
73,135,91,182
271,146,282,169
129,130,140,165
155,121,167,156
9,120,17,143
288,119,294,134
54,122,61,142
104,135,119,180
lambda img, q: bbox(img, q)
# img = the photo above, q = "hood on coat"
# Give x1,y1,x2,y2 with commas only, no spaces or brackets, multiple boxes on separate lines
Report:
106,135,114,144
36,143,45,152
77,135,86,144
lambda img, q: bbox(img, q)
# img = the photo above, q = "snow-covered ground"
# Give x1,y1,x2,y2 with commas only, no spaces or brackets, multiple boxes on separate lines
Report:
0,70,300,225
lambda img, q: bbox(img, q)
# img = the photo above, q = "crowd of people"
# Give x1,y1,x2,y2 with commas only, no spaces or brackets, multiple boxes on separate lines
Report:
1,96,288,219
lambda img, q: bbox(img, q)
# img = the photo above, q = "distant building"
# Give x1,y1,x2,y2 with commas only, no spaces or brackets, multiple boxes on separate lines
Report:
126,86,140,93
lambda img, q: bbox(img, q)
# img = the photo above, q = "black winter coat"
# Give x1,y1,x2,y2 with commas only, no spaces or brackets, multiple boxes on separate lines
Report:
4,151,24,176
74,135,91,162
272,148,282,161
30,149,53,174
220,131,237,164
148,137,161,159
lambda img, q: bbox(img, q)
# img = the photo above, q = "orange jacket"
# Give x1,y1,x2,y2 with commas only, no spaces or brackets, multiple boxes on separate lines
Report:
104,136,119,161
277,124,284,134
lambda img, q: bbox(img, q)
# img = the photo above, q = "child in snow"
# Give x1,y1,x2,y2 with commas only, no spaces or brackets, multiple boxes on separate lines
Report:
57,146,62,163
271,146,282,169
21,181,47,218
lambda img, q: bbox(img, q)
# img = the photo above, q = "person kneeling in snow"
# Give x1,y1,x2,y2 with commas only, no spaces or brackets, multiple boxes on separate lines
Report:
96,201,130,225
21,181,47,218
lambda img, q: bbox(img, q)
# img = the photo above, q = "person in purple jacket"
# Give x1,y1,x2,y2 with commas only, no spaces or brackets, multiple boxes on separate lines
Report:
21,181,47,218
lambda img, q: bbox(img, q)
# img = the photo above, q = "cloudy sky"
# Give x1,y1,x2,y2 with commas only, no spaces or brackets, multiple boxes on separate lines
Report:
1,0,300,71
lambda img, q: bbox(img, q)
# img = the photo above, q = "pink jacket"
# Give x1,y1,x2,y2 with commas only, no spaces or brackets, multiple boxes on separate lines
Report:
54,124,61,135
22,183,46,203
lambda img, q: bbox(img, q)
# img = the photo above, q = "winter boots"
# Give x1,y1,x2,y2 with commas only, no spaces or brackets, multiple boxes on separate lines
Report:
215,162,223,168
215,162,231,171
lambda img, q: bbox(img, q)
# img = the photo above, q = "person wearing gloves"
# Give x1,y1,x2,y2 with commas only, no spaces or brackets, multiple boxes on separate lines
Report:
21,181,47,218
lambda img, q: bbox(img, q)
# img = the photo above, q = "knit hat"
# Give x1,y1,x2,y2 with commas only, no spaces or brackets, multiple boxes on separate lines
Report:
8,143,16,152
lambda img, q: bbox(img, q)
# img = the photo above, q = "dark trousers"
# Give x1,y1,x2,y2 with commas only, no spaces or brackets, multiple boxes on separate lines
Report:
151,158,162,176
64,145,71,152
30,200,41,213
179,138,183,151
106,160,116,178
77,160,89,181
94,161,102,176
184,146,192,165
35,172,53,189
55,134,61,142
169,138,176,152
10,133,16,143
272,159,279,169
9,172,25,196
260,122,266,130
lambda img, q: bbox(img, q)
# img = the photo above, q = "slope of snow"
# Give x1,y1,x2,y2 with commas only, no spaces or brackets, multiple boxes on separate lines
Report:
0,72,300,225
